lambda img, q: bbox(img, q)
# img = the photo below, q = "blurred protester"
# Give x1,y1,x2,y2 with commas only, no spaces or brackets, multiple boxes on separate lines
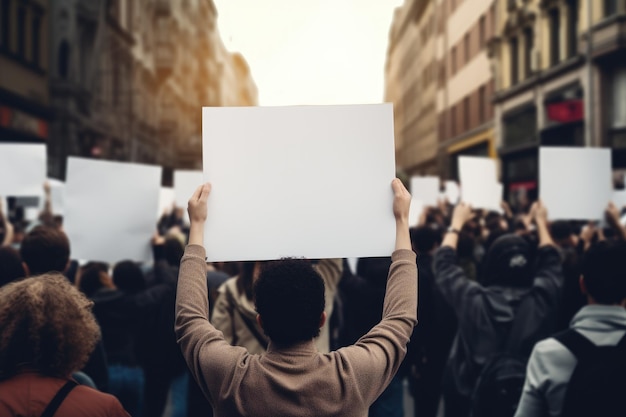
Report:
408,225,454,417
212,255,342,355
434,201,563,417
0,274,129,416
0,246,25,287
176,181,416,417
78,262,145,417
515,239,626,417
19,225,109,392
136,232,188,417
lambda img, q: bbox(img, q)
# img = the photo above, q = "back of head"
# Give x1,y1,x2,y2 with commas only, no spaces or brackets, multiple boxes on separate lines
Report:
550,220,574,247
482,233,532,288
78,263,109,298
113,260,146,294
164,237,185,267
0,247,25,287
0,273,100,379
20,226,70,275
254,258,325,347
411,225,442,255
581,240,626,305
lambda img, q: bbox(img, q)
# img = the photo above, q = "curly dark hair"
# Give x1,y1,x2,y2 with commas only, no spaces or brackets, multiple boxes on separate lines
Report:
254,258,325,347
0,273,100,380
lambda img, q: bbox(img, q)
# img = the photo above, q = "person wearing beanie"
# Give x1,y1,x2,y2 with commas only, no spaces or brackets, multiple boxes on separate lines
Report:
433,201,564,417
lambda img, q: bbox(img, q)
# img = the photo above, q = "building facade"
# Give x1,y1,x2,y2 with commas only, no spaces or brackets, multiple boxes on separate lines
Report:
385,0,438,176
437,0,497,180
0,0,50,145
491,0,626,201
385,0,497,180
45,0,257,180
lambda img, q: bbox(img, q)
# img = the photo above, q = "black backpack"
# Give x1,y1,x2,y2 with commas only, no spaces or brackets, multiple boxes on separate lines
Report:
553,329,626,417
469,303,530,417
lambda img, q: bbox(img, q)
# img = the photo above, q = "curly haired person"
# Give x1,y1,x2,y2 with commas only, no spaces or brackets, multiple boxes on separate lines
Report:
0,274,130,417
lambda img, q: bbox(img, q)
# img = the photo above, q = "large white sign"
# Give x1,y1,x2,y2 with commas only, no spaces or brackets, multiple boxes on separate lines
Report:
0,144,46,196
63,157,162,264
174,170,204,208
410,176,439,207
202,104,396,261
540,147,612,220
458,156,499,210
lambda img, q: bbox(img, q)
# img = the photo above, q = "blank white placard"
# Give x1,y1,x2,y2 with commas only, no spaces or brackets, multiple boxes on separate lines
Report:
47,178,65,215
202,104,396,262
613,190,626,209
174,170,204,207
459,156,498,209
158,187,175,218
445,181,460,204
540,147,612,220
409,198,424,227
0,144,46,196
63,157,162,264
410,176,439,206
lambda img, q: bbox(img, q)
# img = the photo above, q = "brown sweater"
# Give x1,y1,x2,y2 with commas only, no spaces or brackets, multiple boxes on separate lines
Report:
175,245,417,417
0,372,129,417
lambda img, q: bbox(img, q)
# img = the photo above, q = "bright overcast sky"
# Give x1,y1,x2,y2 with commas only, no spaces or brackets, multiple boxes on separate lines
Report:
212,0,405,106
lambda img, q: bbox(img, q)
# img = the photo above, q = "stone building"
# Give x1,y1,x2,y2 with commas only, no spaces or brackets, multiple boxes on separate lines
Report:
490,0,626,200
0,0,50,145
46,0,257,180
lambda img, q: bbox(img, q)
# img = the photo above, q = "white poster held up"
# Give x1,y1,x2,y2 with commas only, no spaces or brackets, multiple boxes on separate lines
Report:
540,147,612,220
158,187,175,218
174,170,204,208
410,176,439,207
458,156,498,209
202,104,396,262
444,181,461,205
409,198,424,227
0,143,46,196
63,157,162,264
46,178,65,216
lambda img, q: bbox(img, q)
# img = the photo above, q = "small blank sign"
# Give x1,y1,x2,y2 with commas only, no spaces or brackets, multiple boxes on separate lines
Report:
202,104,396,262
459,156,498,209
540,147,612,220
64,158,162,264
410,176,439,206
0,144,46,196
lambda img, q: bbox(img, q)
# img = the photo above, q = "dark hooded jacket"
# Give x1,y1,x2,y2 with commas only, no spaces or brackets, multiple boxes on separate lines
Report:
433,235,564,416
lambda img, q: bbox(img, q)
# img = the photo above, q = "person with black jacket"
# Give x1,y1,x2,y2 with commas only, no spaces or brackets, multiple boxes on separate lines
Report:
434,201,563,417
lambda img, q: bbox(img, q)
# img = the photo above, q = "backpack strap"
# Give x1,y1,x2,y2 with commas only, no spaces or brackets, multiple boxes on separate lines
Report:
40,380,78,417
617,331,626,349
552,329,596,360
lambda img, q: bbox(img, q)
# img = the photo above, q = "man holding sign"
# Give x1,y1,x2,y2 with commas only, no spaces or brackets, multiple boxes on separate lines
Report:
175,179,417,417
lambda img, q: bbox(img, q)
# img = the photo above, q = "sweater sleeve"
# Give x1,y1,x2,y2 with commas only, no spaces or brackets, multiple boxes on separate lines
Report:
175,245,248,405
338,249,417,405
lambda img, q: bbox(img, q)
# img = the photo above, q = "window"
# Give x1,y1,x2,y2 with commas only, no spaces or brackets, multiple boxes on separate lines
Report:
17,4,25,58
604,0,618,16
451,106,457,137
464,97,470,131
524,28,534,78
549,8,560,66
464,33,470,63
1,0,10,47
479,86,486,123
613,68,626,128
452,46,457,74
510,36,519,85
32,12,41,66
567,0,579,58
479,15,486,48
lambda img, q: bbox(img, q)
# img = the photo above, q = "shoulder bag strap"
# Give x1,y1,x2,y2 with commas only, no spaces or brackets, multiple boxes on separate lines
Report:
224,284,268,350
40,380,78,417
553,329,596,360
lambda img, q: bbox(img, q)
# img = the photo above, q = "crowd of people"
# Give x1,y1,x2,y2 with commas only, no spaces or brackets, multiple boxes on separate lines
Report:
1,177,625,417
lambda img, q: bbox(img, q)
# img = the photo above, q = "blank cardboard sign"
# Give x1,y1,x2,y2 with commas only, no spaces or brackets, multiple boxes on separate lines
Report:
63,157,162,264
410,176,439,207
458,156,498,209
0,143,46,196
202,104,396,262
174,170,204,208
540,147,612,220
